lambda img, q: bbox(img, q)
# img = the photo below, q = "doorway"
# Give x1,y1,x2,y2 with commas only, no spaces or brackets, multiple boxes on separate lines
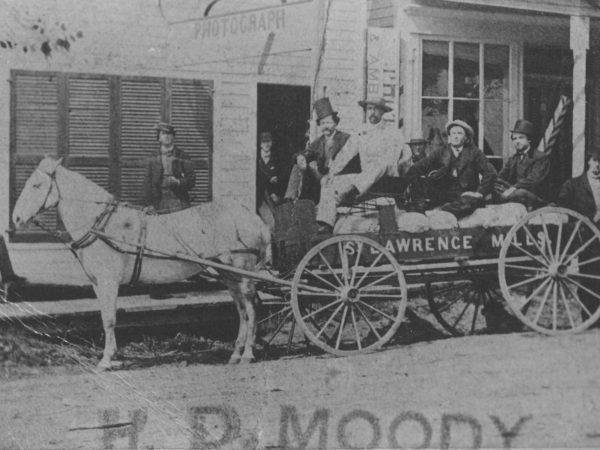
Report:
256,83,311,205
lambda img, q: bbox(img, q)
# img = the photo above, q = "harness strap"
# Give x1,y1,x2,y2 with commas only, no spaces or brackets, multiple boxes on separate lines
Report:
129,214,148,285
71,201,118,250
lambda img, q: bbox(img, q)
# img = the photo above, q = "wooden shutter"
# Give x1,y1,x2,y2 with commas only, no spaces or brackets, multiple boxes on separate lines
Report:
11,71,60,240
170,79,213,203
119,78,162,205
67,75,111,192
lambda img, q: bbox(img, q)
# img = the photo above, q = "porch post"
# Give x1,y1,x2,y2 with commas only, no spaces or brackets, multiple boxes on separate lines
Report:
570,15,589,176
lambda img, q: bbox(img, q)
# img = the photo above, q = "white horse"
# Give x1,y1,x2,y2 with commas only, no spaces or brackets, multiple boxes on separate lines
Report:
12,156,270,370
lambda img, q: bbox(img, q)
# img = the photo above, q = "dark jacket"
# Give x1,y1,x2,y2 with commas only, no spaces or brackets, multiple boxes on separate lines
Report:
305,130,351,176
498,149,550,199
557,174,599,222
408,143,497,196
257,155,284,203
144,147,195,208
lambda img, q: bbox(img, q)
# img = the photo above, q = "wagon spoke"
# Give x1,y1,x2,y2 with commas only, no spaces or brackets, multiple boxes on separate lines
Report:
301,298,344,321
551,280,558,331
338,242,350,286
315,303,345,339
560,278,595,319
357,300,396,322
335,306,349,350
554,220,564,262
302,268,339,291
507,272,549,290
559,220,582,263
509,241,549,268
350,306,362,350
287,320,296,352
518,277,552,311
318,251,343,288
258,305,291,326
504,263,547,272
532,279,553,325
355,251,385,288
264,309,294,346
434,286,467,314
539,217,555,264
296,291,341,298
563,234,600,268
451,298,472,330
577,255,600,268
357,292,404,299
562,276,600,304
557,280,576,330
350,241,364,287
567,272,600,282
523,225,552,265
355,304,381,340
359,271,397,290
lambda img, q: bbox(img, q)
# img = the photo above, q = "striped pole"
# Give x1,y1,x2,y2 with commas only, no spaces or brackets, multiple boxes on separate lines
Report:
536,95,572,154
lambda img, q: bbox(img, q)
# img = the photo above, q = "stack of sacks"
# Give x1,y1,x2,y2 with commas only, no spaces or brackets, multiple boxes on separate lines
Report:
425,210,458,230
458,202,528,228
528,211,569,225
334,212,380,234
396,209,430,233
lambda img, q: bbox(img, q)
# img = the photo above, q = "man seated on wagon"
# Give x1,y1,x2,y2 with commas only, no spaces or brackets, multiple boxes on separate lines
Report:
315,97,412,234
406,119,497,219
284,97,351,204
493,119,549,209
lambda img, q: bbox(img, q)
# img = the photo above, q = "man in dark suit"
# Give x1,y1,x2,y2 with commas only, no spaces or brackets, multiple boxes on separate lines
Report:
144,122,195,213
284,97,351,203
494,120,549,209
407,120,497,218
557,149,600,323
257,131,285,229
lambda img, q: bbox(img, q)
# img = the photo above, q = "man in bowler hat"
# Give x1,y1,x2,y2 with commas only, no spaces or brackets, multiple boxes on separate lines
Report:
144,122,195,214
284,97,350,203
407,119,497,218
316,97,411,233
494,119,549,209
257,131,285,229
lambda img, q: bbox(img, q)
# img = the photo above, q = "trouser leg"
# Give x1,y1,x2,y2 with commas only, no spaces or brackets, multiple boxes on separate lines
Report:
284,165,303,201
0,236,17,282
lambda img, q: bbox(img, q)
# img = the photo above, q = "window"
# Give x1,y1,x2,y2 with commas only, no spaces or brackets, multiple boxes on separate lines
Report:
10,70,213,242
421,40,510,163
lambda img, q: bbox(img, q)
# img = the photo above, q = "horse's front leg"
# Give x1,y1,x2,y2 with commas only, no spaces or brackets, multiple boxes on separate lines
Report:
224,278,247,364
93,278,120,371
239,278,257,364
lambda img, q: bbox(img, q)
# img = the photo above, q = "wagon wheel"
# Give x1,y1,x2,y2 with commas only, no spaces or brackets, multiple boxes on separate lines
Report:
426,275,502,336
291,235,408,356
499,206,600,334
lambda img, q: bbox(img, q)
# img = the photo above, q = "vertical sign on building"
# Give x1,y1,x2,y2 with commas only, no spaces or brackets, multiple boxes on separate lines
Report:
366,27,399,126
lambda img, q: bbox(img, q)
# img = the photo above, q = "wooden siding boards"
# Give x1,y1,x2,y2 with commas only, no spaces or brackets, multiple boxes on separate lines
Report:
441,0,600,17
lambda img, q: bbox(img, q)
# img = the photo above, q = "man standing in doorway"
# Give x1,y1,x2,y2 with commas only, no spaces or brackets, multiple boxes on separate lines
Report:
316,97,411,234
144,122,195,214
257,131,285,230
284,97,351,203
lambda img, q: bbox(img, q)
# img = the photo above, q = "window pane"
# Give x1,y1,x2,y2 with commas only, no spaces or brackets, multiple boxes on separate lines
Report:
453,100,480,148
422,99,448,150
454,43,479,99
422,41,448,97
484,45,509,100
484,100,506,157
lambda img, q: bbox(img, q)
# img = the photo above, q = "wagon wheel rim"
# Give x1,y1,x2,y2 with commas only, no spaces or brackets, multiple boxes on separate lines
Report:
499,206,600,334
291,235,408,356
426,278,492,336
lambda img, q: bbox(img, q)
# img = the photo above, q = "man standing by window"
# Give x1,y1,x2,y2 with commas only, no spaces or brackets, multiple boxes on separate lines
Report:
144,122,195,214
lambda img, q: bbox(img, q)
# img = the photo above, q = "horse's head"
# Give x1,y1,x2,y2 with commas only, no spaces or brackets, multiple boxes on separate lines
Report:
12,156,63,229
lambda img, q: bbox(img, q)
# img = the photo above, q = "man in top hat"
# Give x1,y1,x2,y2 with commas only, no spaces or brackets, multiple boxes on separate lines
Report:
316,97,411,233
257,131,285,229
144,121,195,214
284,97,351,203
494,119,549,208
557,148,600,323
407,119,497,218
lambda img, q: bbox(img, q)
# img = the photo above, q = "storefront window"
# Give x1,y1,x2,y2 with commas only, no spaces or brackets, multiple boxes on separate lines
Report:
422,40,509,160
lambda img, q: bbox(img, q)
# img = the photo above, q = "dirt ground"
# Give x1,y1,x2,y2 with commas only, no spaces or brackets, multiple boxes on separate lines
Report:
1,312,600,449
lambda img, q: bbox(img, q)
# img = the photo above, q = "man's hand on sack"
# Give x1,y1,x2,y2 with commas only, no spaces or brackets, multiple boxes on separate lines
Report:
162,176,180,188
427,168,446,182
269,176,279,184
461,191,483,199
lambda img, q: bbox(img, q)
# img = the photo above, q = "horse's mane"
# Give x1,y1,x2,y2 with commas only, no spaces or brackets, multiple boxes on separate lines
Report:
56,165,113,204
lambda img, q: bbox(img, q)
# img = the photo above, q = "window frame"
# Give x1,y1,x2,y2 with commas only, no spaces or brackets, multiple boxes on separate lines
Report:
9,70,213,243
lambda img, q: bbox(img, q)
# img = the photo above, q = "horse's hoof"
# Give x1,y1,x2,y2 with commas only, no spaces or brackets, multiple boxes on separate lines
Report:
96,360,123,371
228,355,241,364
239,356,255,364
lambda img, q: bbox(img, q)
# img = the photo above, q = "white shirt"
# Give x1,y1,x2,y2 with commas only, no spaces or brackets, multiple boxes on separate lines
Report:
329,120,410,176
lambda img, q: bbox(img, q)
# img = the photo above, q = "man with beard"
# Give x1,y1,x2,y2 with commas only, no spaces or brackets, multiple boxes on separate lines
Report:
284,97,350,203
494,120,549,209
407,119,497,219
316,97,411,234
557,149,600,324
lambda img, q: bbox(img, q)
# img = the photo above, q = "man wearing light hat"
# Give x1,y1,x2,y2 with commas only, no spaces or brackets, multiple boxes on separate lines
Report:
144,121,195,213
494,119,549,208
316,97,411,233
407,119,497,218
284,97,350,203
